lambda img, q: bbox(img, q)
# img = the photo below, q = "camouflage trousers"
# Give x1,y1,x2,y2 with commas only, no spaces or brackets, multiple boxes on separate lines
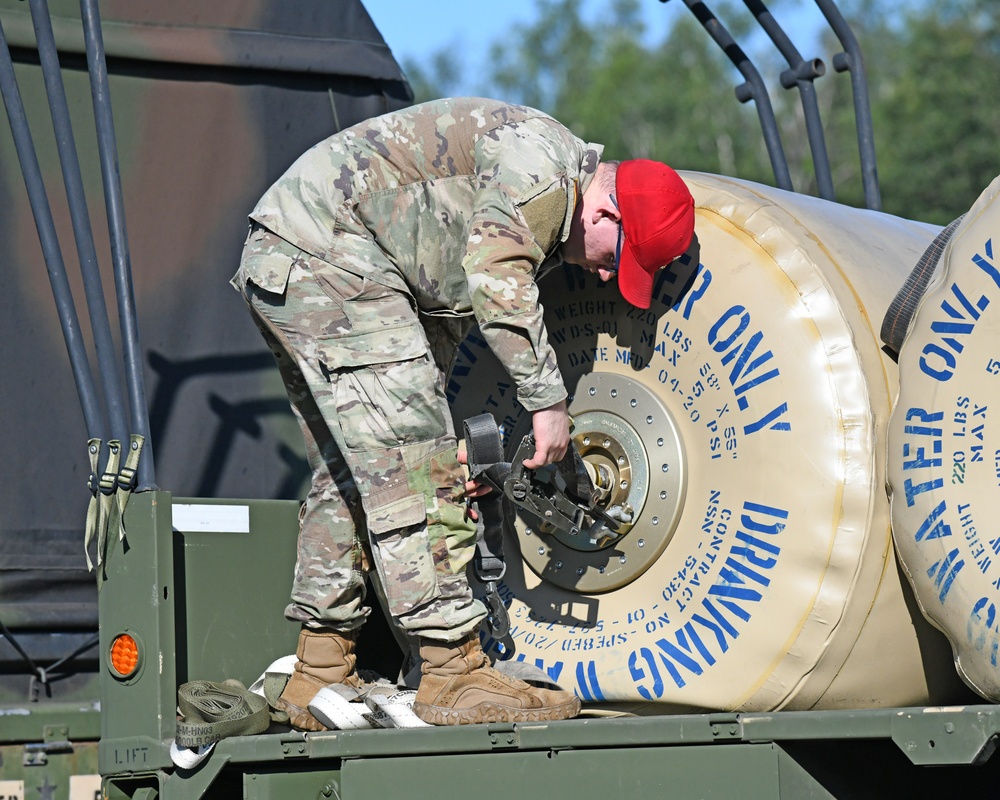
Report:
234,225,486,642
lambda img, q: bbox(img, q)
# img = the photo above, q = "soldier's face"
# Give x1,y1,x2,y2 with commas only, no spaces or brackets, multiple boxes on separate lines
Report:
564,192,620,282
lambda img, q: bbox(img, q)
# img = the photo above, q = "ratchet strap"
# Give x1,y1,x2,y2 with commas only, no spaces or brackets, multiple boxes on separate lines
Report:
84,438,120,571
114,434,145,537
84,438,102,572
462,412,620,647
175,679,269,748
463,414,513,642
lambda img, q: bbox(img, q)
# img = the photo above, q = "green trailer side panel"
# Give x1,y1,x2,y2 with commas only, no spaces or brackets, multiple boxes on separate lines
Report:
243,767,341,800
96,492,304,776
340,744,782,800
775,747,837,800
0,704,100,743
97,491,178,775
172,498,301,688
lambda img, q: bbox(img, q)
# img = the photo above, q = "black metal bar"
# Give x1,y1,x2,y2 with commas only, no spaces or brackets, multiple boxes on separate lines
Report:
0,616,42,678
45,633,100,674
29,0,130,450
680,0,793,192
814,0,882,210
79,0,157,489
742,0,835,201
0,16,107,442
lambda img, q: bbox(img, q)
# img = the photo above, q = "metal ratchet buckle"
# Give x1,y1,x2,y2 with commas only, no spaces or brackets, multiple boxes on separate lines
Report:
483,580,510,638
503,436,620,539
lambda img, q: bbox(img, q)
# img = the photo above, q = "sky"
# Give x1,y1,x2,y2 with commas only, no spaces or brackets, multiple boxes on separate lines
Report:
363,0,828,97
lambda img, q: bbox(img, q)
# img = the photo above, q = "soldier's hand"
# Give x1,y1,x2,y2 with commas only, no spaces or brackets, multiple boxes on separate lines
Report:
456,450,492,522
523,400,570,469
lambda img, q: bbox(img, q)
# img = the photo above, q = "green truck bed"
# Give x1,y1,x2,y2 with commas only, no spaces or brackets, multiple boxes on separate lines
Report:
84,492,1000,800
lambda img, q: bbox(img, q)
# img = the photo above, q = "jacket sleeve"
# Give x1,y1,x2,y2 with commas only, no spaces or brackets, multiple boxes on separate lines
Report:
463,117,583,412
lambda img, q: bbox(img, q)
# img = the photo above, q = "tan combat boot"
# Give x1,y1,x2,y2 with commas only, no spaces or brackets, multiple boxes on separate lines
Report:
275,628,362,731
413,634,580,725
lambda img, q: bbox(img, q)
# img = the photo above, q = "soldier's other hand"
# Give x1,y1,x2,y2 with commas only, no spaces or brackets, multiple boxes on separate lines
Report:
523,401,570,469
456,450,492,515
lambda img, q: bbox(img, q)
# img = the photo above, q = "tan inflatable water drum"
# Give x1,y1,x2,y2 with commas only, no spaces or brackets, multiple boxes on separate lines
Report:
889,175,1000,701
450,172,967,711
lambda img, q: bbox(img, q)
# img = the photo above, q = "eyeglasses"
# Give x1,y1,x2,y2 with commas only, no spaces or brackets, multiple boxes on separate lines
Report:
609,195,623,275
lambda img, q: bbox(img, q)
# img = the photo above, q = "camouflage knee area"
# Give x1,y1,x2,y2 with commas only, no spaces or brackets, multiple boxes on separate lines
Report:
411,446,478,575
371,447,486,638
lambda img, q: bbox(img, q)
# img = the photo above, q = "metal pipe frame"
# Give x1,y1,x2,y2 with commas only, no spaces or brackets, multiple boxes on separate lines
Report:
678,0,794,192
814,0,882,210
665,0,881,207
742,0,836,201
28,0,130,447
80,0,156,488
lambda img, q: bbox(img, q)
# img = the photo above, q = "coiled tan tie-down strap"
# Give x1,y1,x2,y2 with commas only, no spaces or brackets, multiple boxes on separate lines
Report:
175,679,269,748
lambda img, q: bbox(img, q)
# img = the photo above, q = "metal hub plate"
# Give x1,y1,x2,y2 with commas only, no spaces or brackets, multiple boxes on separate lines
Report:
517,372,686,593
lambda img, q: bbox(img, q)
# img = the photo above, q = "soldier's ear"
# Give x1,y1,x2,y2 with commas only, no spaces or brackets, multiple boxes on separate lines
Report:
591,194,619,225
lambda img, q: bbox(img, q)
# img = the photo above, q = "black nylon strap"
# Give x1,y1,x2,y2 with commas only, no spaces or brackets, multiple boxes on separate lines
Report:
881,215,965,357
463,414,510,582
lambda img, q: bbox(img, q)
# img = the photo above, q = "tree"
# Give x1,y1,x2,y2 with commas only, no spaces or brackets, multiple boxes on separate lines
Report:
403,50,464,104
483,0,774,183
866,2,1000,222
403,0,1000,224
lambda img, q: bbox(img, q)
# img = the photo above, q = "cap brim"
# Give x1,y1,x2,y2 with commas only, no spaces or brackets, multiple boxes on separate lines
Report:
617,240,654,309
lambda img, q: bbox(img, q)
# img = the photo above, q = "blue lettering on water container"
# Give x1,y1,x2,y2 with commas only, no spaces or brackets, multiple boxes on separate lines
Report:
707,306,790,435
575,660,604,702
918,238,999,382
900,408,944,506
631,501,788,692
967,597,1000,668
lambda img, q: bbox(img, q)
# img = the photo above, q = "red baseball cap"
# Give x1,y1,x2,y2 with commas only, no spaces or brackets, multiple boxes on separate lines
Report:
616,160,695,309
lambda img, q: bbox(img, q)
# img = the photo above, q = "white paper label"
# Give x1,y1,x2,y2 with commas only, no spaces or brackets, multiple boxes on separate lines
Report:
172,504,250,533
69,774,102,800
0,780,25,800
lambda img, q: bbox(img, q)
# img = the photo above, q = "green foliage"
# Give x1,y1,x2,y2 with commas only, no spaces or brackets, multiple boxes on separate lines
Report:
484,0,775,184
862,2,1000,222
403,0,999,224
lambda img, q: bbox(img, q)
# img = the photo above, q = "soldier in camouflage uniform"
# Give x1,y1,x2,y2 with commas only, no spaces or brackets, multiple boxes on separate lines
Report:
232,97,695,727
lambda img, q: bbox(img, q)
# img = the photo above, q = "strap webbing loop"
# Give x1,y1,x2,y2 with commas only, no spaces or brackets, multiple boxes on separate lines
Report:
175,679,269,748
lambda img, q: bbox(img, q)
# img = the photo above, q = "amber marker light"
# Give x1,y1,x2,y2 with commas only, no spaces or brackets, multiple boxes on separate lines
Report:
109,632,140,678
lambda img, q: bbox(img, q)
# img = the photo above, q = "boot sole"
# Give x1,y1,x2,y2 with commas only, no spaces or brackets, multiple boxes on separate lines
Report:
412,696,581,726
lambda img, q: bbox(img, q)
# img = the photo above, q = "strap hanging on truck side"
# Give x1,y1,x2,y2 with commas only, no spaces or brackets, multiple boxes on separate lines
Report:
114,433,145,537
83,438,122,572
84,438,102,572
463,413,513,642
84,434,145,572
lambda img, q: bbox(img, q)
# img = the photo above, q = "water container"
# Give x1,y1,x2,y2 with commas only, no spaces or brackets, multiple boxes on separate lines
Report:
889,175,1000,702
449,172,968,711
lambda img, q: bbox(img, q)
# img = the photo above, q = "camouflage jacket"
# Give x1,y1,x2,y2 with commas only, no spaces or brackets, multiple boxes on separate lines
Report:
245,97,603,413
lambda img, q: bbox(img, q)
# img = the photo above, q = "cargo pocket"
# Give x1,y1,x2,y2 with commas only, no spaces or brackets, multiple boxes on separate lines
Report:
367,494,439,615
238,225,297,295
318,325,450,453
